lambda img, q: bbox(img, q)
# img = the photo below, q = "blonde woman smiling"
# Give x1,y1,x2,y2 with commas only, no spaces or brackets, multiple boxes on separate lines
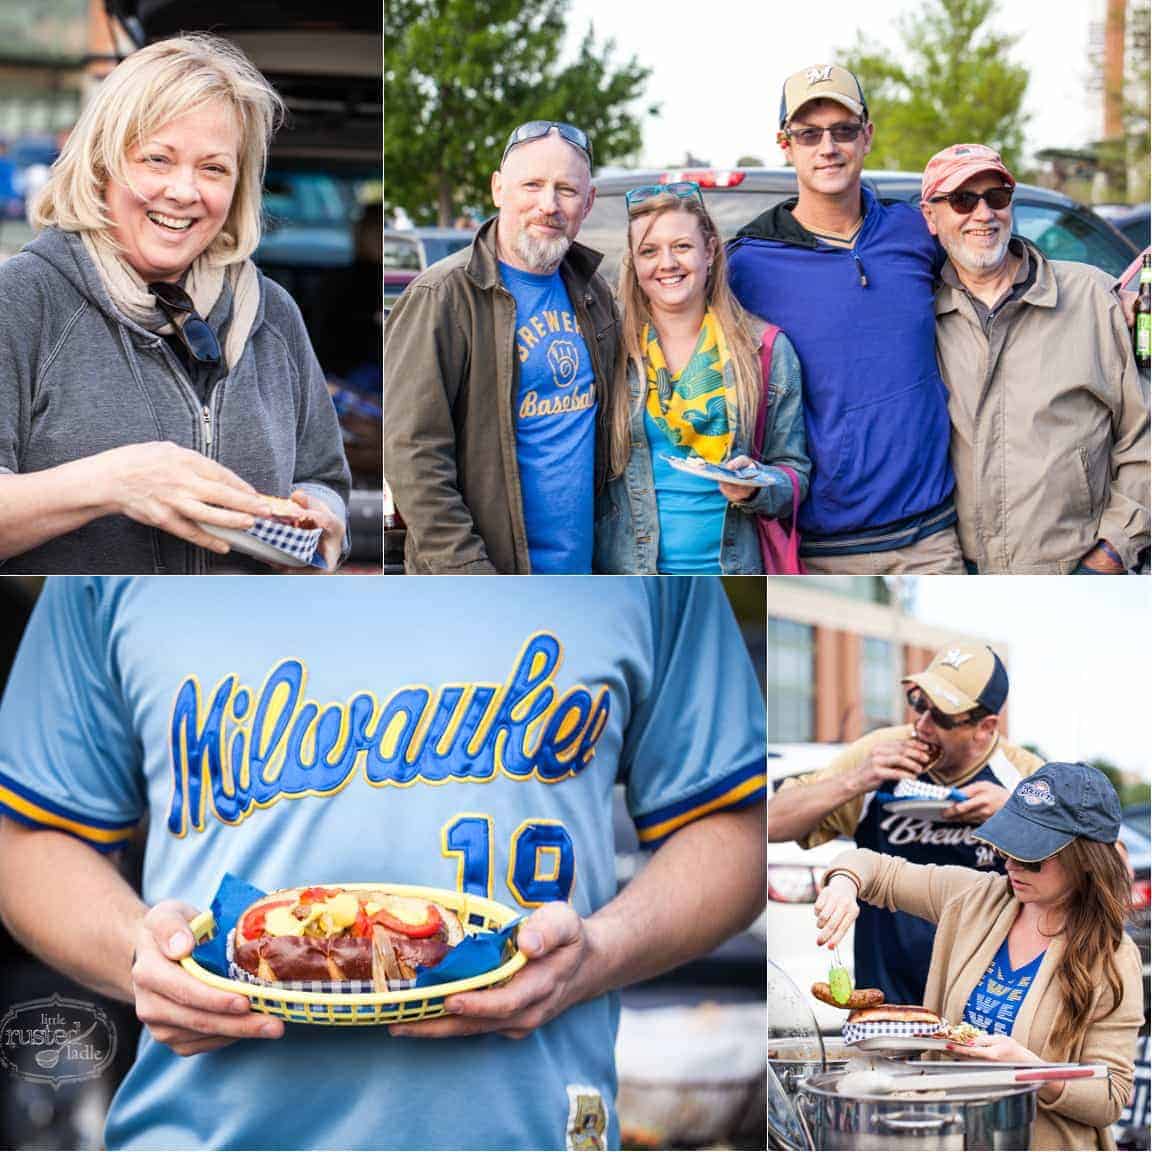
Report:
0,35,349,572
594,182,809,574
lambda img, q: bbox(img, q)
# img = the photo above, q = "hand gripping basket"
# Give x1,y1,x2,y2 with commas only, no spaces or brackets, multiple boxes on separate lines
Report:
179,883,526,1026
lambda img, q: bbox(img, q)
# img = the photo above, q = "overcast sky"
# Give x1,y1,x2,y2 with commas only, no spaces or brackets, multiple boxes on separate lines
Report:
564,0,1111,169
910,577,1150,779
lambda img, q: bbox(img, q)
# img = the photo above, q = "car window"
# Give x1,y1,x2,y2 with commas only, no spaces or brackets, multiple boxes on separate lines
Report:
263,172,348,226
1122,218,1151,251
384,236,421,271
1013,203,1131,277
420,236,472,265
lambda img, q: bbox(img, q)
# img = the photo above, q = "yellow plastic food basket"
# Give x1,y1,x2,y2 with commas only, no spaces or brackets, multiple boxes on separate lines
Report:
180,883,526,1026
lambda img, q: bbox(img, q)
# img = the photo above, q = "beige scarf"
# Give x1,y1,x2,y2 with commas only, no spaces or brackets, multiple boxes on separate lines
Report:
81,231,260,369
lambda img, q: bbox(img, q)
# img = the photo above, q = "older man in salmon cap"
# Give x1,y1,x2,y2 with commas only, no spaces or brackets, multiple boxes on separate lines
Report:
921,143,1149,574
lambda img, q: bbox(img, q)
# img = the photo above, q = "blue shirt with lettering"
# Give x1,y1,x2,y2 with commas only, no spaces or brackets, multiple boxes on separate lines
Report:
0,576,766,1152
501,261,598,573
963,938,1045,1036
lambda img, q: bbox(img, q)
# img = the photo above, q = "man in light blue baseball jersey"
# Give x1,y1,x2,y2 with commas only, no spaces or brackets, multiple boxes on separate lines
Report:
0,577,766,1151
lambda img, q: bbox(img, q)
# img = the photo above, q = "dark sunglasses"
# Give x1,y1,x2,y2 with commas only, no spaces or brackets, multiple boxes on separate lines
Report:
905,688,985,731
624,181,704,214
784,122,866,147
501,120,593,168
929,186,1013,214
993,848,1044,872
149,281,221,365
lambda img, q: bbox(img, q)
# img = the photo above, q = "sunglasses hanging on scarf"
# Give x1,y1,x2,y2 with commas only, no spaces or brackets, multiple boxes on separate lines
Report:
149,281,222,365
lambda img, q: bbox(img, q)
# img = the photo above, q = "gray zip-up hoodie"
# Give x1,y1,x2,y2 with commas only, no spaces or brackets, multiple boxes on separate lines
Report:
0,228,351,573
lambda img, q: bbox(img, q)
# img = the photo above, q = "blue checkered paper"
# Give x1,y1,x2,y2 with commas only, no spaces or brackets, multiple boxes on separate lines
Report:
246,517,323,565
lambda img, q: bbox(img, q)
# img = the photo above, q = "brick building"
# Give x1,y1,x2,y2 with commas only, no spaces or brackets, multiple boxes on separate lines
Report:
767,576,1014,744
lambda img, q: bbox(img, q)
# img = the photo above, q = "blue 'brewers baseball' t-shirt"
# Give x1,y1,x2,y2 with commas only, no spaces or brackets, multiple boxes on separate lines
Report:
0,576,766,1152
501,261,598,573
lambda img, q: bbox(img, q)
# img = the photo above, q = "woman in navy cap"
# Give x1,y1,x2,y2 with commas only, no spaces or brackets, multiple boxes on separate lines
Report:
813,761,1142,1151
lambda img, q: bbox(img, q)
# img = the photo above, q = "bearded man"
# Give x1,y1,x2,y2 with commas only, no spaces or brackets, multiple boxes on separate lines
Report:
383,122,622,574
920,143,1149,574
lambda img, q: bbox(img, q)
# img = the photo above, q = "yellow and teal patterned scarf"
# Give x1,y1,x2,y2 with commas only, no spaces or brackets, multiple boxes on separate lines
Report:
643,310,732,463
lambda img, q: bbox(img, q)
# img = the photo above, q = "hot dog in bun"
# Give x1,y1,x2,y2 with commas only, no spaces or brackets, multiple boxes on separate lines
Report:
233,886,465,990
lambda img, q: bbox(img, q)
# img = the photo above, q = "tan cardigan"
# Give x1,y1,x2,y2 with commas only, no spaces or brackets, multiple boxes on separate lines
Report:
826,848,1144,1151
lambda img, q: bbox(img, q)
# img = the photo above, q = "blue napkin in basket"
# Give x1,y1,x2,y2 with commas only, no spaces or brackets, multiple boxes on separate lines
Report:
190,873,521,985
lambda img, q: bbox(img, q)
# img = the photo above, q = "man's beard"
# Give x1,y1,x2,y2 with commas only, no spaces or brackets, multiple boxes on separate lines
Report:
514,225,572,272
942,224,1011,276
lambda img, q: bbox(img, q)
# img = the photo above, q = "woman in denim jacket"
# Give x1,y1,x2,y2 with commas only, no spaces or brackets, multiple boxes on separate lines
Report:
594,182,809,574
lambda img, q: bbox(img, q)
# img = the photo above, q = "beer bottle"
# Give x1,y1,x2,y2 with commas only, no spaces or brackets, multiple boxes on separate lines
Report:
1136,251,1151,370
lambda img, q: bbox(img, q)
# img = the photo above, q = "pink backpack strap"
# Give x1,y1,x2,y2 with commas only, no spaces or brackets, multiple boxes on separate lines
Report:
753,322,781,465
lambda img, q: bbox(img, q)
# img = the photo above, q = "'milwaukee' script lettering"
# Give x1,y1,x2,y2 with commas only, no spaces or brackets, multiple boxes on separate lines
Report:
167,633,610,836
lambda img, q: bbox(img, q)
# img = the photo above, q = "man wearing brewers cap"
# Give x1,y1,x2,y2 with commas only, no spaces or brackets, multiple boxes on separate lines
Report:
727,65,964,574
921,143,1149,574
768,642,1042,1004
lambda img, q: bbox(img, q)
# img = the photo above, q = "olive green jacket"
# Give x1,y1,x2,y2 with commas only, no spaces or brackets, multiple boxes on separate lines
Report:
935,240,1149,573
382,217,621,573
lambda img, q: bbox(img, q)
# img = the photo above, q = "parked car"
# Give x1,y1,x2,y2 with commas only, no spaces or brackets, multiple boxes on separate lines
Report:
383,227,474,305
767,745,854,1032
1094,203,1152,252
106,0,384,566
581,166,1139,284
1119,807,1151,986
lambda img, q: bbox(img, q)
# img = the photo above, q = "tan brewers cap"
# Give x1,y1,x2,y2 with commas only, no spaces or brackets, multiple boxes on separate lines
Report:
901,644,1010,716
779,64,868,128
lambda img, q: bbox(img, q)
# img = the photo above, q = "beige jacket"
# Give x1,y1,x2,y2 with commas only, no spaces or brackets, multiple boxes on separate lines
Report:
827,847,1144,1150
935,240,1150,573
774,724,1042,849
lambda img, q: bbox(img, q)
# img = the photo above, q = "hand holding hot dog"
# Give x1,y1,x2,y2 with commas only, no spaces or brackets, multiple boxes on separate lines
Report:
388,902,588,1040
131,900,284,1057
849,737,935,794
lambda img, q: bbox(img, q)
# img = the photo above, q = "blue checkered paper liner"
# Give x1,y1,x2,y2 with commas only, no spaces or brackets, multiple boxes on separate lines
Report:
843,1017,948,1044
891,779,968,803
247,517,322,565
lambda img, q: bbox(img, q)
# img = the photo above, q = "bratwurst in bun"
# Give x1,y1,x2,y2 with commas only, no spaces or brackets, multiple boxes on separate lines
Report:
233,886,465,990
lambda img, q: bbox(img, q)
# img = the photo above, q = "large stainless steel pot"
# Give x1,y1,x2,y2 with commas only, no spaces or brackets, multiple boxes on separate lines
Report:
797,1070,1037,1151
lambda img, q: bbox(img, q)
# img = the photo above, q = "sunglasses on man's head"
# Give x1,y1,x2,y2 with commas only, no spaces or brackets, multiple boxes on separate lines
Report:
905,688,986,731
928,186,1013,215
149,281,221,365
624,181,704,215
501,120,593,168
783,122,866,147
993,848,1044,872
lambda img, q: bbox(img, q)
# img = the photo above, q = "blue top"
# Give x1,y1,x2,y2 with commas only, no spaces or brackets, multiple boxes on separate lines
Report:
848,748,1025,1005
963,937,1046,1036
643,409,727,573
0,576,767,1152
727,191,955,553
501,261,598,573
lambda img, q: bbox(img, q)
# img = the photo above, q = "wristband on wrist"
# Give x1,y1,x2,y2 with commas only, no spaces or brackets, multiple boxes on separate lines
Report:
1097,540,1124,568
822,867,862,894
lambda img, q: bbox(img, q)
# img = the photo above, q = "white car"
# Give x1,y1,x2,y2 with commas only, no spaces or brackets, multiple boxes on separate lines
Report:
767,744,854,1033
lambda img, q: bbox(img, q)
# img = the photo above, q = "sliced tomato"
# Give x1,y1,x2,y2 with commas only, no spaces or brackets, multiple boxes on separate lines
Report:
350,906,373,939
297,886,341,905
369,902,443,939
239,898,294,941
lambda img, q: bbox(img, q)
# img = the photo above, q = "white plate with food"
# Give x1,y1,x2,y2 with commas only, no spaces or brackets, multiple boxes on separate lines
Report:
661,454,775,487
879,798,956,819
851,1035,957,1054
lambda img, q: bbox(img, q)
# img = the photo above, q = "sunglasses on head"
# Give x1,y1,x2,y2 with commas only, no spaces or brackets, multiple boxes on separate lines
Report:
783,122,866,147
993,848,1044,872
624,181,704,215
501,120,593,168
928,186,1013,215
905,687,986,731
149,281,221,365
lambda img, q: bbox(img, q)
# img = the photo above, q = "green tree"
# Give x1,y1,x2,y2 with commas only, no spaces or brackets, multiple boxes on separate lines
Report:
385,0,654,225
838,0,1029,172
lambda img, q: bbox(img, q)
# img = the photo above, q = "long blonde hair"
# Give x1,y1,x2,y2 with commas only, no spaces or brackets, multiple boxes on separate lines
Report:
32,34,284,265
611,194,763,478
1045,837,1130,1054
